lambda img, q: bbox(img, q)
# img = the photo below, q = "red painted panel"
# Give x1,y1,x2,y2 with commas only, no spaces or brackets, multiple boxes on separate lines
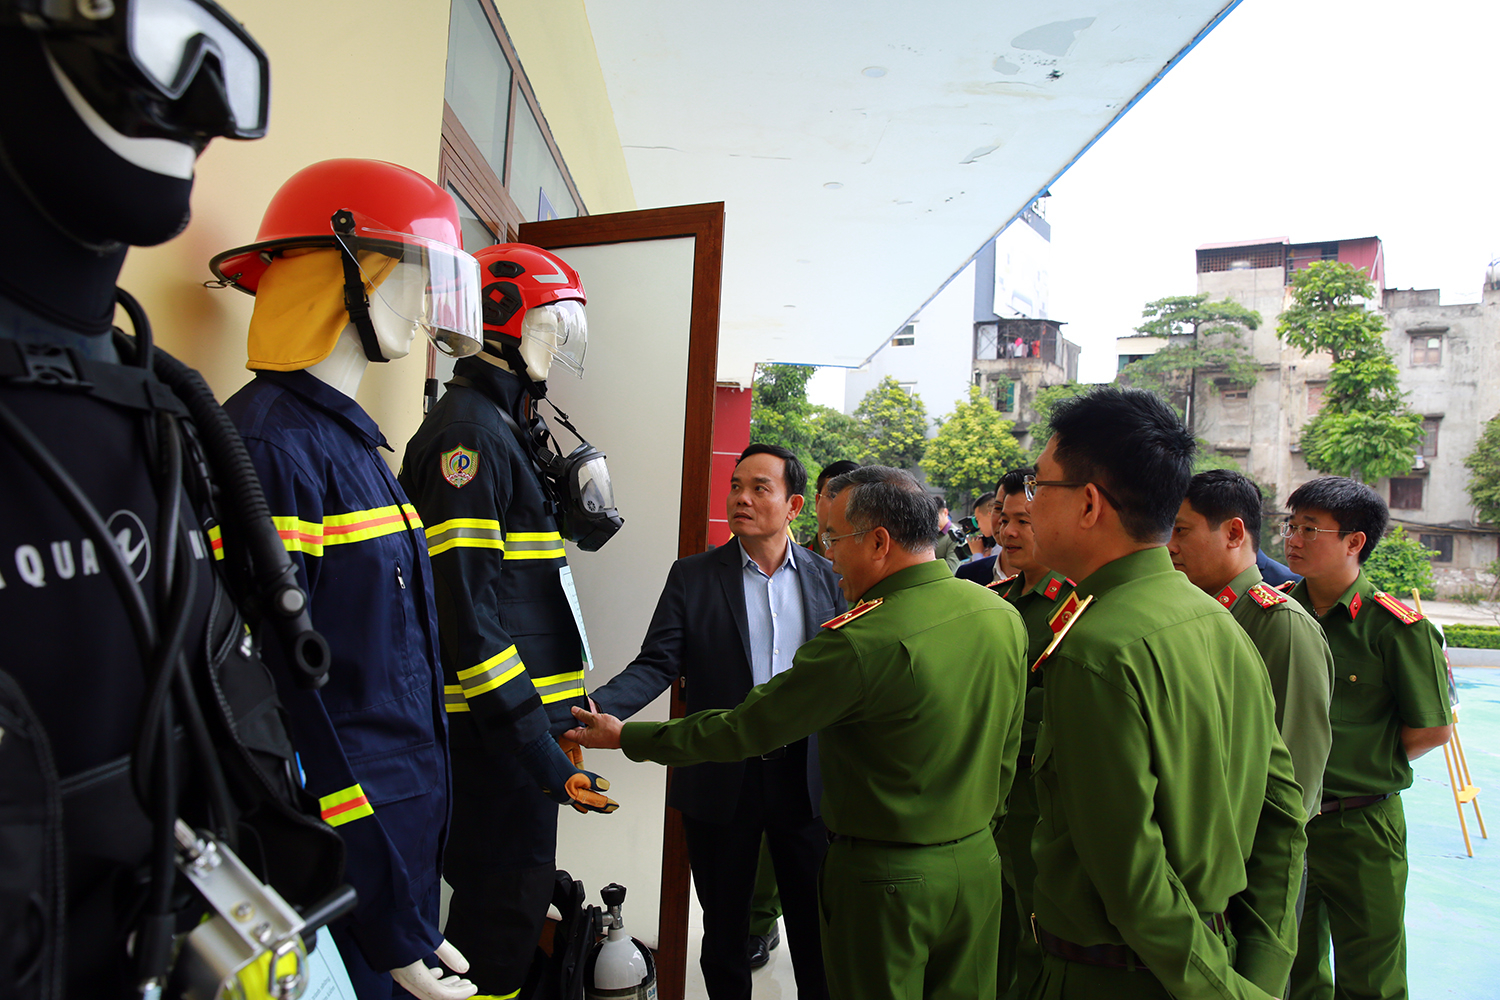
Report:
1337,237,1384,291
708,384,753,549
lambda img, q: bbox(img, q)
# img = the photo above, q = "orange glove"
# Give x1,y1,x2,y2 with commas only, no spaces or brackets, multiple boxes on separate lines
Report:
558,737,584,768
564,771,619,814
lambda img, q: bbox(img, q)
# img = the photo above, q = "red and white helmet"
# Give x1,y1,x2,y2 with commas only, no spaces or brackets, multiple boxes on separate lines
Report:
474,243,587,377
210,158,483,359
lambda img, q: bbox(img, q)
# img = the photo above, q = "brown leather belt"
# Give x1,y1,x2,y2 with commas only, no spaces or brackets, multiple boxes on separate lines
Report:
1320,792,1393,815
1035,912,1227,971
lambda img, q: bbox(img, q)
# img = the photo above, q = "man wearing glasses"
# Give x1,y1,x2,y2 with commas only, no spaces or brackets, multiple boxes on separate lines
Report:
1281,477,1451,1000
1023,386,1305,999
569,466,1028,1000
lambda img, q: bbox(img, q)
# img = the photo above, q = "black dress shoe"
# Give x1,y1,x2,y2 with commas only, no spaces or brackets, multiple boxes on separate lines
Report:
746,927,781,970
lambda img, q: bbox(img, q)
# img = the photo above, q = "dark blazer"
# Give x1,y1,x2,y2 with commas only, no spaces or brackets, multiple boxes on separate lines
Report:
590,540,844,822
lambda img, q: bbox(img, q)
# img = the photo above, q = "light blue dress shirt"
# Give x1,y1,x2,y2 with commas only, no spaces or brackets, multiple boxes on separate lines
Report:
739,537,807,687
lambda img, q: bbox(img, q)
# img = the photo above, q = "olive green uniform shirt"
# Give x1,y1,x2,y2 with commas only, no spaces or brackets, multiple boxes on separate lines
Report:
998,570,1076,749
1032,547,1305,999
1221,564,1335,821
1289,570,1450,801
620,560,1028,844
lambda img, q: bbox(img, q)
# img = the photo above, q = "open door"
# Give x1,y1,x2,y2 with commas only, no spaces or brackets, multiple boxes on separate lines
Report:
518,203,724,1000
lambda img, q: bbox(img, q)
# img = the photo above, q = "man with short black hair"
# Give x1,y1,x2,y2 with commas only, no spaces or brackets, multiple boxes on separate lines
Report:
807,459,859,557
569,466,1028,1000
586,442,841,1000
1168,469,1334,823
1282,476,1451,1000
1025,386,1305,999
990,466,1076,999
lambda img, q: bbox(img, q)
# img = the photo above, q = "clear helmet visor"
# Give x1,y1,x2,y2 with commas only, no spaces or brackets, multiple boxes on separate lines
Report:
332,215,484,359
574,453,615,515
521,299,587,377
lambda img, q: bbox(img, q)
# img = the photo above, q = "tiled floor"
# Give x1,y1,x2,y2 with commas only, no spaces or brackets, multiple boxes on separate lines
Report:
682,887,798,999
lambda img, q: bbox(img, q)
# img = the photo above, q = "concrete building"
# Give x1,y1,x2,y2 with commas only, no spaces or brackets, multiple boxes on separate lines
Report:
844,199,1077,452
1119,237,1500,593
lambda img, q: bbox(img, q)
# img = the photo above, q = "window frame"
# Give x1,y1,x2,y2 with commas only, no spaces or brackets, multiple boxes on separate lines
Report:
1418,533,1454,563
1409,333,1444,366
1389,477,1424,511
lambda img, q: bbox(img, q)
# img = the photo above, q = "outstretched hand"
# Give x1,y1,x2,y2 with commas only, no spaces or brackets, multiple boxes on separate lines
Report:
390,939,476,1000
566,705,625,750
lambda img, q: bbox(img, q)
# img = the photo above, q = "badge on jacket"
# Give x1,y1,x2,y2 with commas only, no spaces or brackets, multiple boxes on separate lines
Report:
441,445,480,488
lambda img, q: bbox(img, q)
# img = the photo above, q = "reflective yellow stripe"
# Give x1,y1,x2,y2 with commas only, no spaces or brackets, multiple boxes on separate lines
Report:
425,518,506,558
457,645,526,698
444,684,470,713
208,525,224,562
319,784,374,827
503,531,566,560
271,504,424,557
532,670,586,705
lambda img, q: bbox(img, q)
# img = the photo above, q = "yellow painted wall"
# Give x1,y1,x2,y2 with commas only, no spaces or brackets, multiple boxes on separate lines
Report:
493,0,636,215
117,0,633,459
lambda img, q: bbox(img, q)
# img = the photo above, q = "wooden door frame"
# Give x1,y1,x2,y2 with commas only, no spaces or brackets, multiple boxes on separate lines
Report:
520,203,725,1000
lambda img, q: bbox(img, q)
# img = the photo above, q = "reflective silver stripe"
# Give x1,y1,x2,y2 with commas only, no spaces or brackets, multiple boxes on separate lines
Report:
459,647,526,698
503,533,566,560
444,685,469,713
532,671,585,704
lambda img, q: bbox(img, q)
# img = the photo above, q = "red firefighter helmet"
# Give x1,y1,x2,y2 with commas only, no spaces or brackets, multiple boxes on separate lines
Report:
475,243,587,376
209,158,482,358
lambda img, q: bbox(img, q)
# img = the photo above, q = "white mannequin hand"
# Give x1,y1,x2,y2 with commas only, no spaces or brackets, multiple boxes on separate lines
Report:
390,939,477,1000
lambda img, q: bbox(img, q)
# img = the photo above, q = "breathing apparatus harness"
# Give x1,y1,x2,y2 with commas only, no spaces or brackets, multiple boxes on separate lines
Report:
0,289,352,999
449,359,624,552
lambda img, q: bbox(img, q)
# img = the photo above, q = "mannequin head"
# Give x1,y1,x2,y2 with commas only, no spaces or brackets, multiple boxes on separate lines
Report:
0,1,268,331
472,243,587,387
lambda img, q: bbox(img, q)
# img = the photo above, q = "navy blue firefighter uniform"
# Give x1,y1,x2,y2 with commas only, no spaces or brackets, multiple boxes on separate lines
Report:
399,356,590,997
224,368,451,995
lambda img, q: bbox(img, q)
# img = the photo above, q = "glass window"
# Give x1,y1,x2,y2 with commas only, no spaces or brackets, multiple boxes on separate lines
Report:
449,185,496,252
509,98,577,222
892,325,915,347
1389,477,1424,510
996,380,1016,413
444,0,511,181
1419,533,1454,563
1411,336,1442,365
1421,418,1440,458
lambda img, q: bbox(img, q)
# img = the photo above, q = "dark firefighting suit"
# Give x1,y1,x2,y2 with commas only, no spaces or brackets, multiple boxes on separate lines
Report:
224,368,451,996
399,356,590,996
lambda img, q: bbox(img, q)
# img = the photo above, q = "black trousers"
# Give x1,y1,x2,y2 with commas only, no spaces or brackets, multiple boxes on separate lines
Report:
681,752,829,1000
443,740,558,997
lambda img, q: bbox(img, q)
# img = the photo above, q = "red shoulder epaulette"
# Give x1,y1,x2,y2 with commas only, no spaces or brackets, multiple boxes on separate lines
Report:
1276,580,1296,593
987,573,1019,591
1371,591,1424,625
1248,583,1288,609
822,598,883,629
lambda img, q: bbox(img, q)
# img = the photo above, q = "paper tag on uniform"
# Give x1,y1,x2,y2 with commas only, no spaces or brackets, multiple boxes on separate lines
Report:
559,565,596,672
302,929,357,1000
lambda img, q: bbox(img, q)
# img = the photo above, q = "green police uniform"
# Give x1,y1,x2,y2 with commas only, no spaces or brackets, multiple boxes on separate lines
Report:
1216,564,1335,822
618,560,1028,1000
1029,547,1306,1000
993,570,1076,1000
1287,571,1450,1000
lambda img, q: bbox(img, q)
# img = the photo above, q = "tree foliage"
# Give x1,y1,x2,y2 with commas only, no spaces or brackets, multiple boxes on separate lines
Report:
1363,525,1436,600
806,405,865,471
1464,413,1500,525
1026,382,1091,460
1276,261,1423,481
749,363,815,458
852,376,929,469
1116,295,1262,432
921,386,1027,507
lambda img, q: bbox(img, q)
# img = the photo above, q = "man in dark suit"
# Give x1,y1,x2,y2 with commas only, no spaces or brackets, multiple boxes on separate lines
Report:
589,443,842,1000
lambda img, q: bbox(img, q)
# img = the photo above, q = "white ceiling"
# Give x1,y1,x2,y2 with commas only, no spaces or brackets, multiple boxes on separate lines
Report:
583,0,1240,384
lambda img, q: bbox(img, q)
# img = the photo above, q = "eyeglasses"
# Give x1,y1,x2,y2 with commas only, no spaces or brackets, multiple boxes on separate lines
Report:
1279,522,1349,542
819,528,876,550
1022,475,1123,510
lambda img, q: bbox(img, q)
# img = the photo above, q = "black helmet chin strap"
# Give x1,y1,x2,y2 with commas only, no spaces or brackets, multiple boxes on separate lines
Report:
331,210,388,364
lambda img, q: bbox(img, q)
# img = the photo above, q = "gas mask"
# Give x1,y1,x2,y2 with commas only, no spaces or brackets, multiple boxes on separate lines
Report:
519,402,623,552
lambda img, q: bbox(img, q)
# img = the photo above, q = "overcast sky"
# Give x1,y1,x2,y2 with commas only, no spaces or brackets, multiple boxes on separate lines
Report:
810,0,1497,406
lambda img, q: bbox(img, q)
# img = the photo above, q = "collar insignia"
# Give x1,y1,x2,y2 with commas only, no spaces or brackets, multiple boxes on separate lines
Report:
1216,584,1236,607
1044,577,1063,599
1033,593,1094,672
440,444,480,489
822,597,883,629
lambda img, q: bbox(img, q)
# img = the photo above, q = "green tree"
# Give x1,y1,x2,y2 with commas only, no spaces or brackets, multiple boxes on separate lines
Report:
1363,525,1436,600
921,386,1027,507
1026,382,1091,461
1116,295,1262,433
853,376,929,469
1276,262,1424,480
1463,412,1500,525
749,363,815,459
806,405,865,471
